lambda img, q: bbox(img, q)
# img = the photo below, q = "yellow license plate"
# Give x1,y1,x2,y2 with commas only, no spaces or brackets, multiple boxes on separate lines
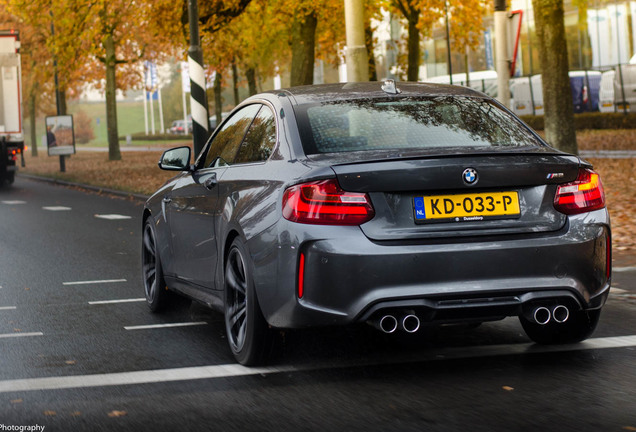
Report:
413,191,520,223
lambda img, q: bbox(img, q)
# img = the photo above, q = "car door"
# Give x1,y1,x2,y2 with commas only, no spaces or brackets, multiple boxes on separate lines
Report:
164,104,262,289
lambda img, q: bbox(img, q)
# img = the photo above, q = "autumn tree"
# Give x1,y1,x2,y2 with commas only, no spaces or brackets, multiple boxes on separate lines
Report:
277,0,346,86
532,0,577,153
447,0,490,84
87,0,178,160
388,0,444,81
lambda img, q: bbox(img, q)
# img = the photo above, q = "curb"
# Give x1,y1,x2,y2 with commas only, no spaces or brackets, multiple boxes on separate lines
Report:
18,174,150,202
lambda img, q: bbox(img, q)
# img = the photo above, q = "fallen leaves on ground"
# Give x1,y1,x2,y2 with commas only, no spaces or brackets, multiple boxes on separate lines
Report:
108,410,128,418
577,129,636,151
22,150,177,196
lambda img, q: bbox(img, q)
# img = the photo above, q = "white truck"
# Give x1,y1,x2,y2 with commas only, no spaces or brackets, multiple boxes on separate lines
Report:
0,29,24,186
614,55,636,112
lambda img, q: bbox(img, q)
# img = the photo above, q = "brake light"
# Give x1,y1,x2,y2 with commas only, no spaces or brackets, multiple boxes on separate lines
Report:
554,168,605,215
282,179,375,225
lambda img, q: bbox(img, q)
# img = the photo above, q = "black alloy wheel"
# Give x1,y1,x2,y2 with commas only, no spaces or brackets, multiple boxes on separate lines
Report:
224,237,272,365
142,219,168,312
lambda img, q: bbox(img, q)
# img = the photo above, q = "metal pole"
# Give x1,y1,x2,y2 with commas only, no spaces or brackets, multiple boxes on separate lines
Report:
344,0,369,82
50,20,65,173
188,0,209,156
445,0,453,84
615,1,627,113
158,87,165,134
526,0,535,114
494,0,510,108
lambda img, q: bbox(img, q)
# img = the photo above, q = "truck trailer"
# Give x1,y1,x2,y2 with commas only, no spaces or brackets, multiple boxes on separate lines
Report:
0,29,24,186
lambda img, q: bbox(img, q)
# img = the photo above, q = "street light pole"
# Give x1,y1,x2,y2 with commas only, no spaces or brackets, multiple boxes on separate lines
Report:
188,0,209,157
445,0,453,84
50,19,65,173
344,0,369,82
494,0,510,108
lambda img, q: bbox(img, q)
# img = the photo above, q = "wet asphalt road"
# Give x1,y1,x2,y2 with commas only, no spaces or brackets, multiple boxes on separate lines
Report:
0,176,635,432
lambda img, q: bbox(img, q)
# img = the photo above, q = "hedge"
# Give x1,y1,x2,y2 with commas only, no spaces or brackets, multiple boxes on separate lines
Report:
118,132,192,141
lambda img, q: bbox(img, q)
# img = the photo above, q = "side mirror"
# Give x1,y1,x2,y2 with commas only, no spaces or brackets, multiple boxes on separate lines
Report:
158,146,191,171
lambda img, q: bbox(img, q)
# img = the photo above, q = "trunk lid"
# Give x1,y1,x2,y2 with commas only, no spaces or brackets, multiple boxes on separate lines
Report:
323,152,580,241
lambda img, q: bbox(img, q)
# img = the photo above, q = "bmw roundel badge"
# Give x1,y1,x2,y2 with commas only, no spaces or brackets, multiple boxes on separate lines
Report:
463,168,478,185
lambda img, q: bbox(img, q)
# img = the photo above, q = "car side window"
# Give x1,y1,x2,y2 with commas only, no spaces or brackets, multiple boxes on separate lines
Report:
234,106,277,164
203,104,261,168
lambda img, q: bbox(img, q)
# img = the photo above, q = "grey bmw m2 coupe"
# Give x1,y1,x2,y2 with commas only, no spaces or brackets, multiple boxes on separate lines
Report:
142,81,610,365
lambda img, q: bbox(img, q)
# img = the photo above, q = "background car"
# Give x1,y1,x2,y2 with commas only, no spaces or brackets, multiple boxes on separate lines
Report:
168,119,192,134
142,81,611,365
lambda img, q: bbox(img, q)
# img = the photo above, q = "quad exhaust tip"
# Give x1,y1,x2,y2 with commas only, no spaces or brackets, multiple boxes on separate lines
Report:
376,313,420,334
552,305,570,323
533,307,551,325
401,314,421,333
532,305,570,325
379,315,399,334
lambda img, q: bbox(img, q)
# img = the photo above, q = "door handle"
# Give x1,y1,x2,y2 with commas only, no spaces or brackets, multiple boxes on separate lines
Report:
203,173,218,190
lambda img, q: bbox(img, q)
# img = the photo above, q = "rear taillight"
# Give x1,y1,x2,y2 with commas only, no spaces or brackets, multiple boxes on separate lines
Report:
554,168,605,215
282,179,375,225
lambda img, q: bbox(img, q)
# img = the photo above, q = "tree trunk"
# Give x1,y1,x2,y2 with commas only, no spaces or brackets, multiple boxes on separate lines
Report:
532,0,577,154
214,71,222,126
103,32,121,161
29,92,38,157
231,61,239,106
365,21,378,81
464,51,470,86
406,12,420,81
290,11,317,86
246,67,257,96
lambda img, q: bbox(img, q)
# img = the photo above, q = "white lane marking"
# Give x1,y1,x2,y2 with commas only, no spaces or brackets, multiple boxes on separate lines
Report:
63,279,127,286
42,206,72,211
611,288,628,294
1,200,26,205
1,335,635,393
0,306,17,311
0,332,44,339
95,214,132,220
89,298,145,305
124,322,208,331
614,266,636,273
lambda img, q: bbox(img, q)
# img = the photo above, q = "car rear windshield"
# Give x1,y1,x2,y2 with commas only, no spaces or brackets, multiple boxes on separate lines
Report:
295,96,545,155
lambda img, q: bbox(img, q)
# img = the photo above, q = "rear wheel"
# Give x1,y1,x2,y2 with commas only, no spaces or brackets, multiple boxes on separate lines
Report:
520,308,601,344
224,237,273,365
142,218,168,312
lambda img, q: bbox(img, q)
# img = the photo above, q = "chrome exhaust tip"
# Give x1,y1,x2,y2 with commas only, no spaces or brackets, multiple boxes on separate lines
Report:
401,314,420,333
379,315,398,334
533,307,551,325
552,305,570,323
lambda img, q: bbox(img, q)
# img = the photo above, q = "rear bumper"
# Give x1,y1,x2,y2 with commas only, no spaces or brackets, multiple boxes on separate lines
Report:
255,210,611,328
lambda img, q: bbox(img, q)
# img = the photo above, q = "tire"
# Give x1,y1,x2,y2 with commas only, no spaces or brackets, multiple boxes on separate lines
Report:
520,308,601,344
142,218,169,312
224,237,273,366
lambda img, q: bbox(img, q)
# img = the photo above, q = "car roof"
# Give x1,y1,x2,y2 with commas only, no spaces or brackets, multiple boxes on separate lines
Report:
270,81,488,106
